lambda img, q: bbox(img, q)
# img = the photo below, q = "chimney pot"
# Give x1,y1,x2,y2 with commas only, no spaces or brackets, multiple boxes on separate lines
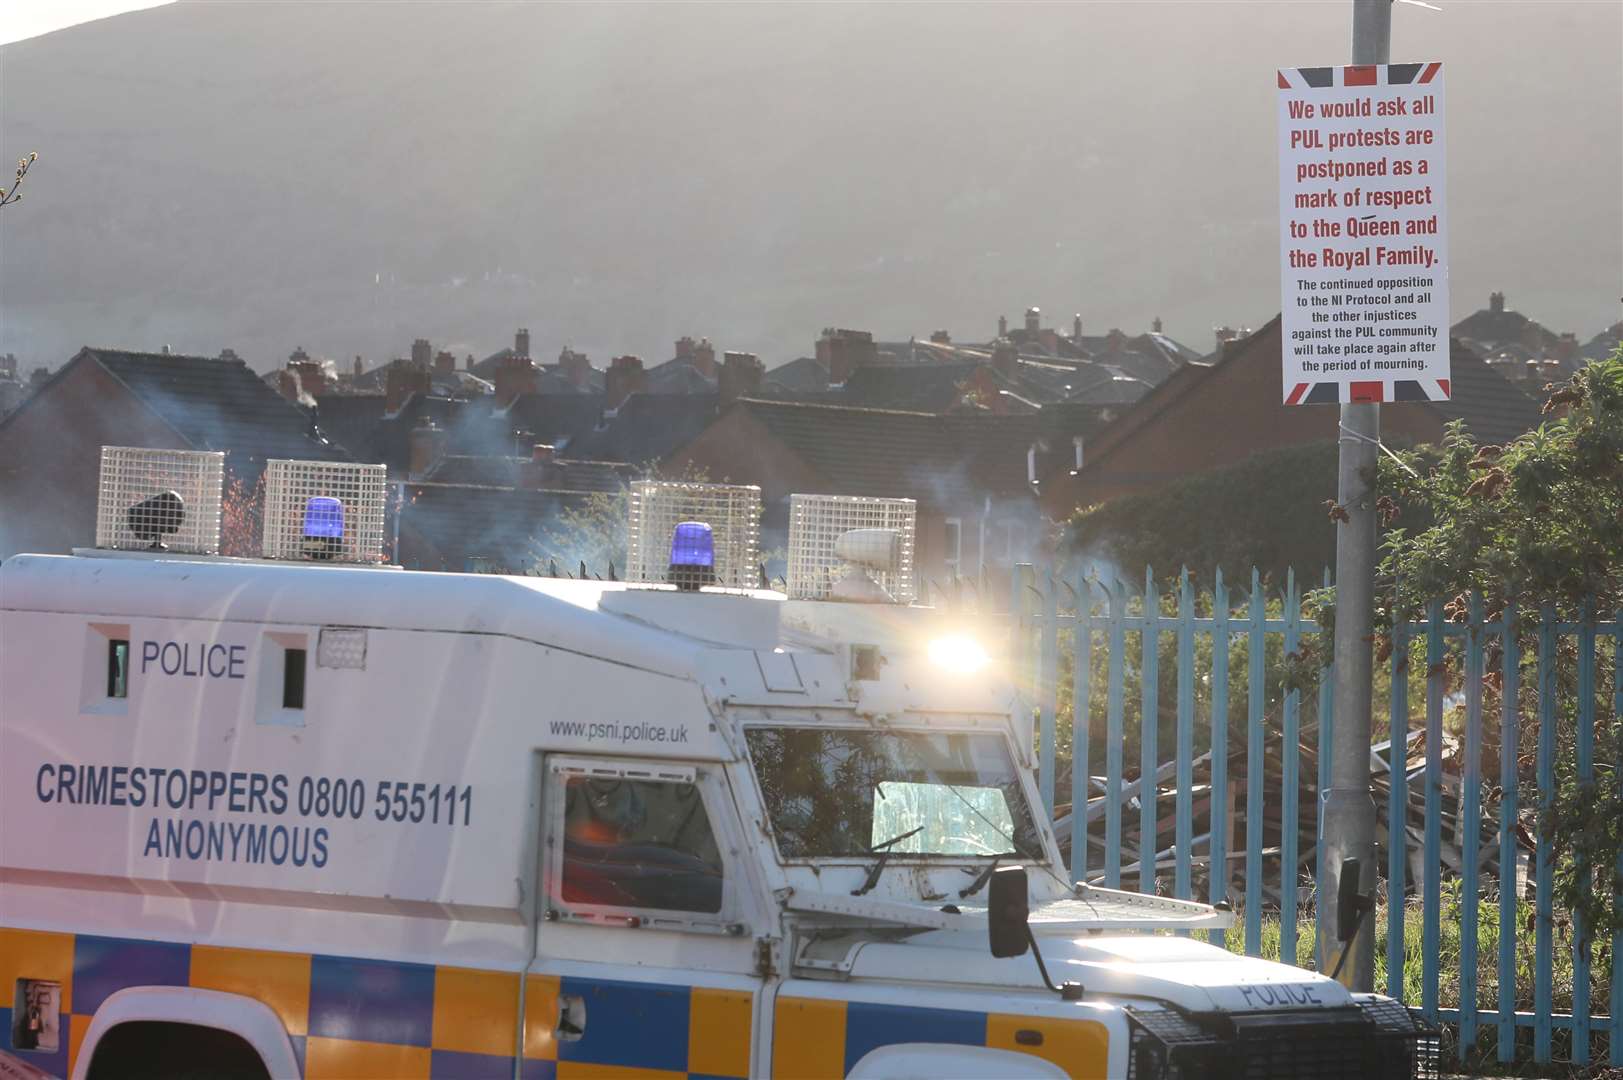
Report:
434,350,456,376
493,354,539,406
817,328,877,387
1024,307,1040,334
991,339,1017,377
720,351,764,404
411,338,432,367
1489,291,1505,314
692,337,717,378
605,355,647,409
515,328,531,358
408,419,447,480
558,347,591,389
386,357,432,413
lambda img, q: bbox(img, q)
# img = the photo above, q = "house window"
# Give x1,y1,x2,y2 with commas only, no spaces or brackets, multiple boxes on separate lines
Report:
943,518,962,578
989,519,1029,564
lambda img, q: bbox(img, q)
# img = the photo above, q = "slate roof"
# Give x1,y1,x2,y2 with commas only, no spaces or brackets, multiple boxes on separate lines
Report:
764,356,831,392
727,399,1047,507
396,482,598,573
68,348,349,465
1428,348,1545,446
423,455,634,493
1071,317,1543,477
1452,304,1561,352
471,349,606,392
644,360,718,395
1580,323,1623,362
568,393,722,465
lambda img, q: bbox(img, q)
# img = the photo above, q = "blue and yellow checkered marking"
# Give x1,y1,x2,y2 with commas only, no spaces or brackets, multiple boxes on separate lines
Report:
0,928,753,1078
772,996,1111,1079
2,929,1108,1077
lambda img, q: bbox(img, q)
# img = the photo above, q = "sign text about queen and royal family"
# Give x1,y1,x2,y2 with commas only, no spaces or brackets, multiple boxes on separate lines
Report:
1278,64,1449,405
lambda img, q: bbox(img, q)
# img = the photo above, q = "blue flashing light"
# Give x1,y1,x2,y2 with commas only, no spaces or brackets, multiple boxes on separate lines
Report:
303,496,345,539
670,521,715,568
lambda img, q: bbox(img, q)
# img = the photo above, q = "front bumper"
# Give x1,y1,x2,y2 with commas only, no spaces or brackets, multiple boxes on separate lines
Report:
1124,995,1439,1080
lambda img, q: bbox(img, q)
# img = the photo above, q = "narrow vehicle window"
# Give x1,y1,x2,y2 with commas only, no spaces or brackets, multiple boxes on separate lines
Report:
560,776,723,913
106,639,129,699
282,648,306,709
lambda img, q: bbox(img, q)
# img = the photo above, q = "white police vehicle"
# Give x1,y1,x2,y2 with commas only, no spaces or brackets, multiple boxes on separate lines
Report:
0,451,1434,1079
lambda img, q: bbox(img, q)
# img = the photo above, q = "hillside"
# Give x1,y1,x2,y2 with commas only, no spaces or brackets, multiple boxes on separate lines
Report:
1,1,1618,371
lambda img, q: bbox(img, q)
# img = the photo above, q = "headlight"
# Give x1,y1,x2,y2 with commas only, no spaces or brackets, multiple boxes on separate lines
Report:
927,633,990,673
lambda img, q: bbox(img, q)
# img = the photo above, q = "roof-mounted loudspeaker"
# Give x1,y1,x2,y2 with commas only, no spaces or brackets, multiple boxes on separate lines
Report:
96,446,224,555
787,494,916,603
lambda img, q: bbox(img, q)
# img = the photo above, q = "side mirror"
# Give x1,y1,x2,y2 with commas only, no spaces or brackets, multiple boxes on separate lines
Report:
988,865,1030,958
1336,857,1366,942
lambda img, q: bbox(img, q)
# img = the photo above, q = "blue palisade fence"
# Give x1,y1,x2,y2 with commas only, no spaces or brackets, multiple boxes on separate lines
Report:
1006,563,1622,1068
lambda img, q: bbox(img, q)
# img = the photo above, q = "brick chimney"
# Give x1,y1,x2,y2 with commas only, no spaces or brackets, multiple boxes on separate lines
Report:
1555,333,1579,365
274,369,300,402
494,354,540,405
434,350,456,376
675,336,696,361
1037,329,1059,354
288,357,326,398
1152,316,1163,334
1073,314,1082,340
997,315,1008,338
515,328,531,359
411,338,432,367
605,355,646,409
385,358,431,413
1489,291,1505,314
719,351,764,405
520,443,557,489
816,328,877,387
1214,326,1248,354
692,337,717,378
465,353,475,370
1024,307,1041,334
558,347,591,389
353,355,364,378
408,420,448,480
991,338,1017,377
930,330,951,345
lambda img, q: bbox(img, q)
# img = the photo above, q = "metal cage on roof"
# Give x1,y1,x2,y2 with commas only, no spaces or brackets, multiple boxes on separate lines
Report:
95,446,225,555
786,493,916,603
626,480,761,589
261,459,388,564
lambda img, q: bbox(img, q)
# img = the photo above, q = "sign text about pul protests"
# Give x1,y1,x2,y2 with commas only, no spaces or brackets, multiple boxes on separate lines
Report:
1278,64,1449,404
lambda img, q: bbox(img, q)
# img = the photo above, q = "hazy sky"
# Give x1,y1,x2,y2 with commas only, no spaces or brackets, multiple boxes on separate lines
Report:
1,0,173,46
2,1,1619,370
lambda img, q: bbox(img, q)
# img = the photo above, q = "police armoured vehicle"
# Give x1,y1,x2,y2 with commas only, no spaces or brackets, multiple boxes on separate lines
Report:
0,449,1434,1078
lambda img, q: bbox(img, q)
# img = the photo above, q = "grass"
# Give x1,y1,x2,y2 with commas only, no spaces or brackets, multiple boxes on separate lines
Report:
1217,887,1619,1077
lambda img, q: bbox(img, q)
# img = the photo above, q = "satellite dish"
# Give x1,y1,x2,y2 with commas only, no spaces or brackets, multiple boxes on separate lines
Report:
126,490,185,549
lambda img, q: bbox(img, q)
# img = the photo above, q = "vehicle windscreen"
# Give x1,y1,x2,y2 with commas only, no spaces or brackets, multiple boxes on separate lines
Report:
744,727,1042,859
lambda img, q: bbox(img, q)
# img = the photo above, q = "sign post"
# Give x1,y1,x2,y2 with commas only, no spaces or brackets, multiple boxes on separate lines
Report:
1279,0,1448,992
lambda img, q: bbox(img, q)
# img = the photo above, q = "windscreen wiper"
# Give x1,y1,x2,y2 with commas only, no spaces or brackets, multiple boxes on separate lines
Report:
959,855,1000,898
851,825,924,896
